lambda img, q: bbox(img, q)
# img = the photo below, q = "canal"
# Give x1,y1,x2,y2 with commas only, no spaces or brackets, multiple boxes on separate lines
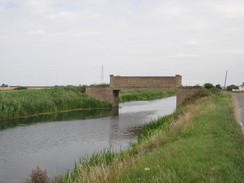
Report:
0,96,176,183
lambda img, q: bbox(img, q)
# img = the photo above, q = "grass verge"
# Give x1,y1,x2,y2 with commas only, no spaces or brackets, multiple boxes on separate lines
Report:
58,91,244,183
0,87,111,120
119,90,176,103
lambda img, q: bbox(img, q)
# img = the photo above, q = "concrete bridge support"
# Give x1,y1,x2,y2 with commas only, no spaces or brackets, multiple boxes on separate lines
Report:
85,86,120,107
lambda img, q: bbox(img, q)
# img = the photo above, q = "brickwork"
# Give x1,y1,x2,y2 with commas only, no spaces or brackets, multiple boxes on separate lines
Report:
176,87,204,107
110,75,182,90
86,86,119,107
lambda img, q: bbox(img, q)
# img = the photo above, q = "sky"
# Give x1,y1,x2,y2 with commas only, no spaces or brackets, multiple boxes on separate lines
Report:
0,0,244,87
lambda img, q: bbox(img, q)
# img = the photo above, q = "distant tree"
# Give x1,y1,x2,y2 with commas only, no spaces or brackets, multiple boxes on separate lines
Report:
1,84,8,87
193,84,202,88
215,84,222,90
204,83,214,89
228,84,238,89
226,86,232,91
225,84,238,91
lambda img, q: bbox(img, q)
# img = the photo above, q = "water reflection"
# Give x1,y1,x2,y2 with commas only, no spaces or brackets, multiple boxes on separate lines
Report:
0,109,113,130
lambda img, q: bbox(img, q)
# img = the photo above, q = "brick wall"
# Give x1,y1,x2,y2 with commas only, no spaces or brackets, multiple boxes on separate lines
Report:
110,75,182,91
176,87,203,106
86,86,119,107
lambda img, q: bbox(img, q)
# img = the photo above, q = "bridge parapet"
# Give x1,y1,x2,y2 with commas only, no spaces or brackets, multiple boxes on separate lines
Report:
110,75,181,91
110,86,176,91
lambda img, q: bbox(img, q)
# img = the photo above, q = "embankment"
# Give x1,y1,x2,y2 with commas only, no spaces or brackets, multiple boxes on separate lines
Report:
60,91,244,183
0,87,111,120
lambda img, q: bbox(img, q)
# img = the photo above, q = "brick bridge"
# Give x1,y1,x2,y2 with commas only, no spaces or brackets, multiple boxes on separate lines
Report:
86,75,202,107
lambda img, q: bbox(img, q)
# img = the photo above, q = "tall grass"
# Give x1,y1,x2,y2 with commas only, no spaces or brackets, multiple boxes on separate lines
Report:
58,91,244,183
119,90,176,103
0,87,111,119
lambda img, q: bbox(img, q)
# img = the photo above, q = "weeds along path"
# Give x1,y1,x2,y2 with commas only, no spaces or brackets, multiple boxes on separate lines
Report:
61,92,244,183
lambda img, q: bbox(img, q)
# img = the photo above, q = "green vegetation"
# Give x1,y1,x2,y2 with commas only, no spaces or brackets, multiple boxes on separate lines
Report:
215,84,222,90
15,86,28,90
0,87,111,120
116,94,244,182
56,90,244,183
89,83,110,87
204,82,215,89
119,90,176,103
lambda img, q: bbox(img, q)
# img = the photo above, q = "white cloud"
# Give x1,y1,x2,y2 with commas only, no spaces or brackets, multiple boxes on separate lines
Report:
209,0,244,18
227,49,244,54
127,50,153,55
45,31,103,38
170,53,196,58
186,40,199,46
48,11,77,20
25,0,52,14
227,27,244,33
153,1,186,20
26,30,45,35
77,31,102,37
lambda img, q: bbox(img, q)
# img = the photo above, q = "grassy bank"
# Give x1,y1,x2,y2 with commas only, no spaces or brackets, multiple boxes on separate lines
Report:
57,91,244,183
0,87,111,120
119,90,176,103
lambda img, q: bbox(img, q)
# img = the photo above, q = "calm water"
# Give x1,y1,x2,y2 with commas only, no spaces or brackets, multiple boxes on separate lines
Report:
0,96,176,183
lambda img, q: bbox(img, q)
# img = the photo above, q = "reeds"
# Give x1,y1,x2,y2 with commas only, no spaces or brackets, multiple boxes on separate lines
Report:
0,87,111,120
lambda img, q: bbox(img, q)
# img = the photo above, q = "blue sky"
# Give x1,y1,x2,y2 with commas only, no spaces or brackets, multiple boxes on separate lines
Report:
0,0,244,86
1,2,19,9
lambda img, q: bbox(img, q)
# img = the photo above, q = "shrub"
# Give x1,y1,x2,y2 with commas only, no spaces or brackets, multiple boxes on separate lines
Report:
226,86,232,91
215,84,222,90
15,87,28,90
26,166,49,183
204,83,214,89
26,166,63,183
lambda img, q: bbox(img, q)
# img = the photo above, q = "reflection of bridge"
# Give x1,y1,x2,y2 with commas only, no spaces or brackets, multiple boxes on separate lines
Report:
86,75,202,107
